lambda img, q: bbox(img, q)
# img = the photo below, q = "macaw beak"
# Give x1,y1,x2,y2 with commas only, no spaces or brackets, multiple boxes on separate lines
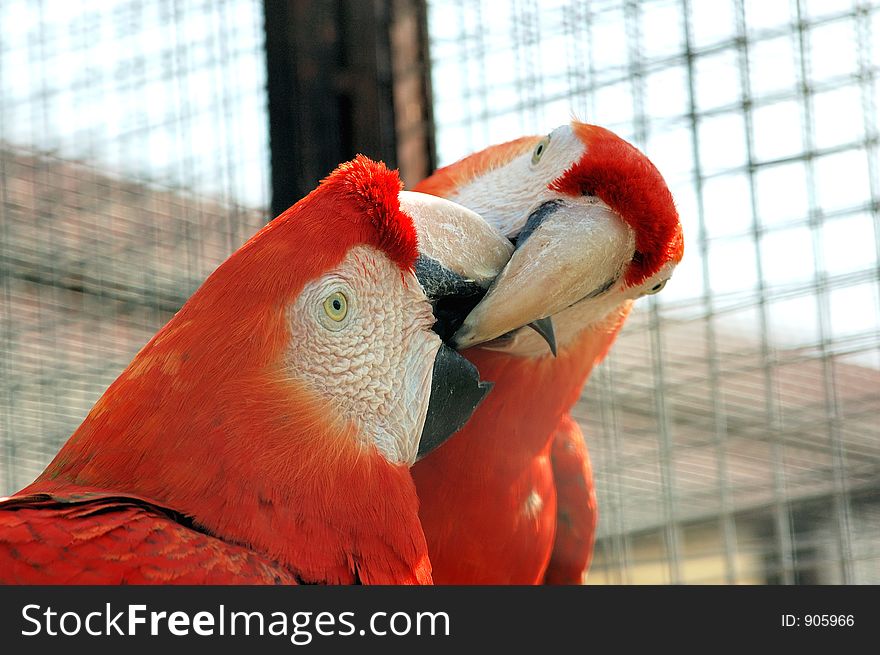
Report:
401,191,514,341
416,343,490,460
399,191,510,458
451,196,635,352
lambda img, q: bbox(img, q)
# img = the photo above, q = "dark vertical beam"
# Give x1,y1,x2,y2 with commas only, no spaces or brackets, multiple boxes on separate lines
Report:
391,0,436,187
263,0,435,218
263,0,344,217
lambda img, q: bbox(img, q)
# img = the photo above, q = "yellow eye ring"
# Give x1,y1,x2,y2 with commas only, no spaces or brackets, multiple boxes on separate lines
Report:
323,291,348,321
531,136,551,165
645,280,667,295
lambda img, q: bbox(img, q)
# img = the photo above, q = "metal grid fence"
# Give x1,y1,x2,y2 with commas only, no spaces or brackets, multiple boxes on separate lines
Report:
427,0,880,583
1,0,878,586
0,0,270,493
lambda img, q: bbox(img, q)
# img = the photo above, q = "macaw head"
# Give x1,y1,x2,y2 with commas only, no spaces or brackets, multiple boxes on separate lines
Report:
270,158,499,466
415,121,683,355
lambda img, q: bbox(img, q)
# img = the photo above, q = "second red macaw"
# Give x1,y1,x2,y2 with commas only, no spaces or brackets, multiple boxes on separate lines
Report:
411,122,684,584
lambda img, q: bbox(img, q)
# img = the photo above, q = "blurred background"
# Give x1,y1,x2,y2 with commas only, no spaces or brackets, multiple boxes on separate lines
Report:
0,0,878,583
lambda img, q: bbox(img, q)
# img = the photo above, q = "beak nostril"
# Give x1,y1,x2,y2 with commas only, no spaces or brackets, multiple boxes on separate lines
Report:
632,250,645,266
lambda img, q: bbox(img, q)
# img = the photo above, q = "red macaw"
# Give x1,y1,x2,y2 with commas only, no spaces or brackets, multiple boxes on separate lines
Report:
411,122,684,584
0,156,503,585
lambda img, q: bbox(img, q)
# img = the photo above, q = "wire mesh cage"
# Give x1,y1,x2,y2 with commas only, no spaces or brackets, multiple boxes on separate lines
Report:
1,0,878,585
426,0,880,583
0,0,271,493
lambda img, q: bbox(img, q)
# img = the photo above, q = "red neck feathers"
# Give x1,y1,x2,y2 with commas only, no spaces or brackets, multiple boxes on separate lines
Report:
413,136,536,197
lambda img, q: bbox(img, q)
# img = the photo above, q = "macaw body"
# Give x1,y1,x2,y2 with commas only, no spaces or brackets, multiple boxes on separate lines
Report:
414,304,628,583
411,122,682,584
0,156,497,585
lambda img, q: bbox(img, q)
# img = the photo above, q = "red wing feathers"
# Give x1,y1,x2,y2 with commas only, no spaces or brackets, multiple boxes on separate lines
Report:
542,416,598,585
0,493,299,584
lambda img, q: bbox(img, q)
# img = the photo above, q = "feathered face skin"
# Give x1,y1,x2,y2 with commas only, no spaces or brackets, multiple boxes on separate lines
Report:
286,245,440,465
17,156,492,584
417,121,683,355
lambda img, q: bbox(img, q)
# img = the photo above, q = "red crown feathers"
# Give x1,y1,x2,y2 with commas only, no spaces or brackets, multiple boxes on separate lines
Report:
321,155,419,272
551,124,683,286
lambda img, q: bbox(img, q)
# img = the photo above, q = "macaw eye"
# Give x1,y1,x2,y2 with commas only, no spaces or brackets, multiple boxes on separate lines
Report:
645,280,667,295
531,136,551,165
323,291,348,321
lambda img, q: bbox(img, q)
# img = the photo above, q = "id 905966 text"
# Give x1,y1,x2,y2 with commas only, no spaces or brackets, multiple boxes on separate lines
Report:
781,614,854,628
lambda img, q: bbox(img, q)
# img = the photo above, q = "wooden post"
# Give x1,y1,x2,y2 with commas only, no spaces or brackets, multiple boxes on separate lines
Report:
263,0,435,218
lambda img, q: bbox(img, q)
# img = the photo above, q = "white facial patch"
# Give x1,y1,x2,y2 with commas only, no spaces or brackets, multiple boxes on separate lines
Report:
285,245,442,466
449,124,587,238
